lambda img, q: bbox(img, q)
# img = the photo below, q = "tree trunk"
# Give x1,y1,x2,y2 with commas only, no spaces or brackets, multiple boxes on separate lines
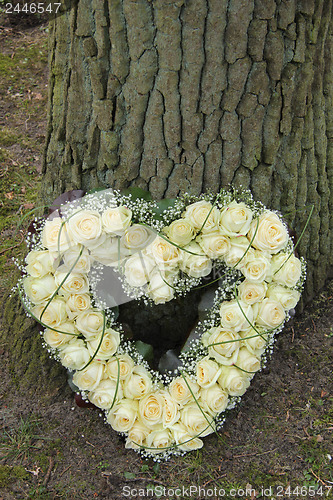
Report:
2,0,333,391
41,0,333,303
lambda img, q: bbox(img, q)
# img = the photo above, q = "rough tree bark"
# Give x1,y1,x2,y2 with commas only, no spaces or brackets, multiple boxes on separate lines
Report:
41,0,333,301
3,0,333,391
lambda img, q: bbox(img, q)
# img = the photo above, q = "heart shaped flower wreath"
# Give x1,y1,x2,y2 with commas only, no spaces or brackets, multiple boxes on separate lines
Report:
18,188,306,459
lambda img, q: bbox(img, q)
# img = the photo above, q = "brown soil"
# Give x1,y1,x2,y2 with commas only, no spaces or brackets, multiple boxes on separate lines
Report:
0,23,332,500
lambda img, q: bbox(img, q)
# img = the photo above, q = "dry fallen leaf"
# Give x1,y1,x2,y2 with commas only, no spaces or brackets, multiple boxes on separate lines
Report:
5,192,14,200
23,203,35,210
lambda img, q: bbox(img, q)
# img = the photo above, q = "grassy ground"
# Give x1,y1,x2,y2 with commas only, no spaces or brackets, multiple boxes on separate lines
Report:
0,22,332,500
0,22,47,290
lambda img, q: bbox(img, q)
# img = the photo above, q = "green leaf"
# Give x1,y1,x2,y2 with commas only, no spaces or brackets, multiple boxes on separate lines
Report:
152,463,160,475
152,198,177,218
141,464,149,472
111,305,119,321
135,340,154,362
86,187,106,195
124,472,136,479
122,187,152,201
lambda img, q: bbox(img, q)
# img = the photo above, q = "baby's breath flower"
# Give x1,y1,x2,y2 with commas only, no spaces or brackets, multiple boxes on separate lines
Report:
15,187,306,460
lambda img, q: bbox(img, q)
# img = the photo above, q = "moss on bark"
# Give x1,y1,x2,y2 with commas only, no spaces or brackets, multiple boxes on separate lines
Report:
1,270,67,400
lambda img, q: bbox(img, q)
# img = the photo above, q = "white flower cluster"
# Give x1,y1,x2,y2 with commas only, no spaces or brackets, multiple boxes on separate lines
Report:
20,189,305,459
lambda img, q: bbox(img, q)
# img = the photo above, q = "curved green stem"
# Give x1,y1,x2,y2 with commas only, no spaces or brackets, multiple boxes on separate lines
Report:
39,247,84,323
273,204,314,276
78,311,107,371
17,282,80,337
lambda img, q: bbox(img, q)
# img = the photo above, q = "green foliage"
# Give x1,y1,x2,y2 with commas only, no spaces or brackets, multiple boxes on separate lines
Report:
0,128,19,146
124,471,136,479
0,465,29,488
123,462,161,481
153,198,177,219
0,29,47,284
134,340,154,363
0,42,47,92
122,186,153,202
1,415,46,462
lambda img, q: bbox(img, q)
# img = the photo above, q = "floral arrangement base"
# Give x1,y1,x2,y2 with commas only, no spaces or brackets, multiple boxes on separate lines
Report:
18,187,306,459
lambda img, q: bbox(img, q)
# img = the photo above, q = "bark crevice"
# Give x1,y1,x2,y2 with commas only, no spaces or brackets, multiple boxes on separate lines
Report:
39,0,333,302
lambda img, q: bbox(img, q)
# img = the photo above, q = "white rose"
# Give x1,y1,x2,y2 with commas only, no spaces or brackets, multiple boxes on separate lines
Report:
248,211,288,254
169,375,199,407
101,206,132,235
75,309,105,340
66,293,91,319
197,231,230,259
87,328,120,361
238,280,267,305
224,236,250,269
88,378,123,409
219,300,254,332
72,361,105,391
80,233,107,251
164,218,194,246
106,354,135,381
256,298,286,329
196,356,222,388
138,392,164,428
62,245,91,274
198,384,229,416
33,298,67,327
180,242,212,278
242,250,271,283
271,253,302,288
44,321,76,349
240,328,268,356
172,423,204,452
67,209,102,247
159,390,180,428
220,201,253,237
90,236,126,266
123,366,153,400
147,236,180,270
24,274,57,304
42,217,73,253
266,283,300,310
26,250,53,278
58,338,90,370
125,420,150,450
183,200,220,233
202,327,240,365
54,271,89,295
180,403,215,437
120,224,155,253
146,428,173,453
235,347,261,376
218,366,251,396
147,271,175,304
107,399,138,433
124,253,155,287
